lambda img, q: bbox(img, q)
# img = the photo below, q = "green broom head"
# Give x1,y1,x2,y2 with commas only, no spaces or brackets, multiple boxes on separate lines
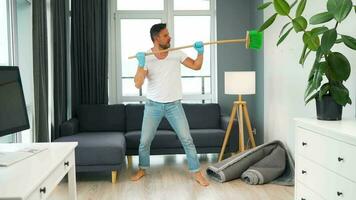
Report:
247,30,263,50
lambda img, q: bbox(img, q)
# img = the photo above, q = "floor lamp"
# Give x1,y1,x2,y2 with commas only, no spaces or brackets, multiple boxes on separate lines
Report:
218,71,257,162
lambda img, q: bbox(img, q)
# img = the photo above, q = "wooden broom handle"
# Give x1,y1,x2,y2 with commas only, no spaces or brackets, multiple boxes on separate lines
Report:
128,38,246,59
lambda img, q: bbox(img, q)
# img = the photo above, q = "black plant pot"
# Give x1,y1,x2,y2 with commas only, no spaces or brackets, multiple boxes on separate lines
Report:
316,94,343,121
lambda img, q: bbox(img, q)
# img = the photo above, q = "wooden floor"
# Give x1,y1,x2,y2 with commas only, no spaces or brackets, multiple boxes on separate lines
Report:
50,154,294,200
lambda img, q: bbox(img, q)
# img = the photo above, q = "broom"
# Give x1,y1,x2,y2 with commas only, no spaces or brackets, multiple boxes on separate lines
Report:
128,30,263,59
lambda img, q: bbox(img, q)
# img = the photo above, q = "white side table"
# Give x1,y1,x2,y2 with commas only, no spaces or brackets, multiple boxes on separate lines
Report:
0,142,78,200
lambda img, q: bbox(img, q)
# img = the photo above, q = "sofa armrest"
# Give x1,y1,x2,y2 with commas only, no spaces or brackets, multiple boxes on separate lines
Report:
60,118,79,137
220,115,238,152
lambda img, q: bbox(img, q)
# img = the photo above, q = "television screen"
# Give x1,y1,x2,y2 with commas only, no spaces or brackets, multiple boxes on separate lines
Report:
0,66,30,137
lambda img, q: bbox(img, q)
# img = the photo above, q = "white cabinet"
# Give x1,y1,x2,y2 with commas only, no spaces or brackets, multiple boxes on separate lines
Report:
0,142,77,200
294,118,356,200
27,151,75,200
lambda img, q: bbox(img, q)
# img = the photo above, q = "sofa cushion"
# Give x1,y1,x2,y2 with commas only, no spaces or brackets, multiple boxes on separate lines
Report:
125,104,172,131
54,132,126,166
125,130,178,149
78,104,125,132
125,129,225,149
189,129,225,147
183,104,221,129
125,103,221,131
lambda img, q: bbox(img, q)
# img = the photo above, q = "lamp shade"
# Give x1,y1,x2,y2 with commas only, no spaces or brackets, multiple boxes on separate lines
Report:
225,71,255,95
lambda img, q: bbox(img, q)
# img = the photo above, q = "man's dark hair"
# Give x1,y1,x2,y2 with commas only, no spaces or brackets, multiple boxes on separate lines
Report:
150,23,166,42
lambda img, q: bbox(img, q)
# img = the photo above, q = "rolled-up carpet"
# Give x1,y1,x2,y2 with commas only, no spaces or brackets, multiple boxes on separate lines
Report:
241,145,286,185
206,140,294,186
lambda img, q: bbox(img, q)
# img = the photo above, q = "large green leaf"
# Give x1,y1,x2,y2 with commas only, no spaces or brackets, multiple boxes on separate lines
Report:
312,67,322,89
273,0,291,16
327,0,353,22
314,48,323,65
326,52,351,81
258,13,278,32
305,49,322,100
354,6,356,13
324,61,333,80
305,80,316,100
335,38,343,43
279,22,292,37
319,83,330,100
309,12,334,25
292,16,308,32
258,2,273,10
310,27,329,36
308,48,323,81
303,32,320,51
341,35,356,50
299,44,312,65
305,92,318,104
300,49,311,65
312,62,328,89
321,29,337,53
347,97,352,104
277,27,293,46
299,45,307,65
296,0,307,17
330,82,351,106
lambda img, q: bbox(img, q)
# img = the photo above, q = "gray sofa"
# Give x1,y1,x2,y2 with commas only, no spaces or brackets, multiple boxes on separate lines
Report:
55,103,238,183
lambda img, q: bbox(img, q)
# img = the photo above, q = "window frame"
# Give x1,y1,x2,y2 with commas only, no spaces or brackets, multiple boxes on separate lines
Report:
0,0,35,143
110,0,217,104
0,0,19,143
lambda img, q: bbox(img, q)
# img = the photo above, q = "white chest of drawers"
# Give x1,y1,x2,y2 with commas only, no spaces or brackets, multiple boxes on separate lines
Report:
294,118,356,200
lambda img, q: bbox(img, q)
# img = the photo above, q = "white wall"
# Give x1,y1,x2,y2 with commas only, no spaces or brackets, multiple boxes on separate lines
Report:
263,0,356,153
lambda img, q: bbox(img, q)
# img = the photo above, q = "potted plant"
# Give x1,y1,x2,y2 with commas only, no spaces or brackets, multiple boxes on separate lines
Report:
258,0,356,120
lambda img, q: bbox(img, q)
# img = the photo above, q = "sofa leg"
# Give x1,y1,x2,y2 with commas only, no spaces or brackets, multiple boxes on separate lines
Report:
111,170,118,184
127,156,133,166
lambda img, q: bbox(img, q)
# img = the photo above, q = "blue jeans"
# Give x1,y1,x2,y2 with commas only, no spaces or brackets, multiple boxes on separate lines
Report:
138,99,200,172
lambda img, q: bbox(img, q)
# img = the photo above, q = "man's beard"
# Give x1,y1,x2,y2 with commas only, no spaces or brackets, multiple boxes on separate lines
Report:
159,43,170,49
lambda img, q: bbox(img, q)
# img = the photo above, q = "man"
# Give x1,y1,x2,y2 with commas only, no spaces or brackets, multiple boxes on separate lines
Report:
131,23,209,186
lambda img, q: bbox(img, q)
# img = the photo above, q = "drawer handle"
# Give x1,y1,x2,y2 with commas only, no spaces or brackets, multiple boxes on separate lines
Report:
338,157,344,162
40,187,46,194
302,142,307,146
301,170,307,175
337,191,343,197
64,161,70,166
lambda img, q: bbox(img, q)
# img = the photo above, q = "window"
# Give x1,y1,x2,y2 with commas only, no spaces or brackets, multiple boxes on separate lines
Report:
114,0,216,104
0,0,33,143
174,0,210,10
0,0,13,143
117,0,164,10
120,19,161,78
0,0,14,143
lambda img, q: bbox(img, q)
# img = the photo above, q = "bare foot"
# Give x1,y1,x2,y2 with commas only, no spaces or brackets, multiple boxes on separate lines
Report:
131,169,145,181
194,171,209,186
